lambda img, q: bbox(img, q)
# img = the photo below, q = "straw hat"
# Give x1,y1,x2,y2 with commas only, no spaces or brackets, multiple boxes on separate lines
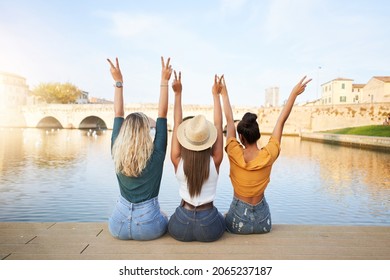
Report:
177,115,217,151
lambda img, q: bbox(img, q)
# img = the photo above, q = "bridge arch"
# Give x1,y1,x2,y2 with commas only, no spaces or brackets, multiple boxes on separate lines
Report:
79,116,107,129
22,103,254,130
36,116,63,128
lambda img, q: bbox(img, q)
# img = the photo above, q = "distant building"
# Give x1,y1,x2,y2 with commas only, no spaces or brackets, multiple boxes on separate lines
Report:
0,71,30,109
321,76,390,105
89,96,113,104
265,87,279,107
320,78,353,105
352,84,365,103
76,90,89,104
361,76,390,103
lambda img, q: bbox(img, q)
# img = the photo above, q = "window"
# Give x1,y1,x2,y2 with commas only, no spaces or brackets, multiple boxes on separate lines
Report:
340,96,346,102
341,83,345,89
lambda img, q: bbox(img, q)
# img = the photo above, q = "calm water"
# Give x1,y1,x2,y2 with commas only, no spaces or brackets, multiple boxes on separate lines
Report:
0,127,389,225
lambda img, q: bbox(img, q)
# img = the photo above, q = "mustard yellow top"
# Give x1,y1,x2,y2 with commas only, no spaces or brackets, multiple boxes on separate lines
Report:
225,136,281,198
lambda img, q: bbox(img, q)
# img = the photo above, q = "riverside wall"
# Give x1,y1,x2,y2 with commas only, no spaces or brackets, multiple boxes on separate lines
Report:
256,102,390,134
301,132,390,152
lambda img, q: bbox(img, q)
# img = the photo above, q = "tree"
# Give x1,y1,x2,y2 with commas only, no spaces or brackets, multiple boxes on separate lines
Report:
32,82,82,104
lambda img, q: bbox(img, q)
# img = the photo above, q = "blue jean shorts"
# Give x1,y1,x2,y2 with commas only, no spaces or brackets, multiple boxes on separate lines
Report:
108,195,168,240
225,197,272,234
168,206,225,242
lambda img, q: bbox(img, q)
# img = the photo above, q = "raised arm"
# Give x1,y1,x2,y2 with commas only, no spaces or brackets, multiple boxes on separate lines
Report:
170,70,182,171
220,75,236,140
107,57,124,117
211,75,223,170
159,56,172,118
272,76,312,143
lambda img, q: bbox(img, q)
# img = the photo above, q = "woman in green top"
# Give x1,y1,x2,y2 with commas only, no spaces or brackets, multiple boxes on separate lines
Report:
106,56,172,240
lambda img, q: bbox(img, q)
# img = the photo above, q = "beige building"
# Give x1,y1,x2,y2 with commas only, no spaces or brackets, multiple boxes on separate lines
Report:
0,71,30,109
320,78,354,105
89,96,113,104
360,76,390,103
321,76,390,105
352,83,364,103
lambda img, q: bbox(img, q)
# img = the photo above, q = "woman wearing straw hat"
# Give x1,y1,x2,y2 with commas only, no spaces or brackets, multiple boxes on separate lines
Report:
168,72,226,242
106,56,172,240
219,75,311,234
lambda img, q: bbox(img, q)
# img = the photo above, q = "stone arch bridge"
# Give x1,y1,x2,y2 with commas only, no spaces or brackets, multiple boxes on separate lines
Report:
21,104,256,130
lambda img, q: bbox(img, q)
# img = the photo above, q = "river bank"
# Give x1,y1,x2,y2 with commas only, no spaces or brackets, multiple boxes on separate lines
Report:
300,132,390,152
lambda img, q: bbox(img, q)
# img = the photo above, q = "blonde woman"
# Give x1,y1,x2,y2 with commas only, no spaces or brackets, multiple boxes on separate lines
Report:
107,56,172,240
168,72,226,242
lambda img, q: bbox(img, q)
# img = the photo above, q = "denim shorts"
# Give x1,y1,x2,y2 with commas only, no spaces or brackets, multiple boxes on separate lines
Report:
108,195,168,240
225,197,272,234
168,206,226,242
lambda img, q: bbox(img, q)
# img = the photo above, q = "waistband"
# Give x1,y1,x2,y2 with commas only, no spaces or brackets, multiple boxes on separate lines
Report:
232,196,266,208
119,195,159,209
181,199,213,211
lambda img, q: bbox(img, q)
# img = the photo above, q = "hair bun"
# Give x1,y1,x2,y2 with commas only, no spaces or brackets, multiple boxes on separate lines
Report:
237,112,261,144
242,112,257,124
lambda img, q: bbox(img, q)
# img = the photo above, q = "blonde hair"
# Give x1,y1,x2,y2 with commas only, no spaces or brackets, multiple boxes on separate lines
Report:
112,112,153,177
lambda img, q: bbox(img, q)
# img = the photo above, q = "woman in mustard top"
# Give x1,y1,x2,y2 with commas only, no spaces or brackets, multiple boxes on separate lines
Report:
219,75,311,234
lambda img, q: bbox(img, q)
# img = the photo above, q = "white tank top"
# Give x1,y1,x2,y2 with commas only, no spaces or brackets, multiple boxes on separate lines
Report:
176,157,219,206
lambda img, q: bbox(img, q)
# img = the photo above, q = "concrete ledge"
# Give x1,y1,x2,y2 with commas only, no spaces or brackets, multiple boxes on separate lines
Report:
301,133,390,152
1,222,390,260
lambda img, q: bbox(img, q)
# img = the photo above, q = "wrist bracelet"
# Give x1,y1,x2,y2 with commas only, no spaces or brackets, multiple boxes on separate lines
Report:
160,84,168,87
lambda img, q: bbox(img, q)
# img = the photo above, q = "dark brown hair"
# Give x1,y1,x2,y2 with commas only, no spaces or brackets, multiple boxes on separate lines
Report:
237,112,261,144
181,146,211,197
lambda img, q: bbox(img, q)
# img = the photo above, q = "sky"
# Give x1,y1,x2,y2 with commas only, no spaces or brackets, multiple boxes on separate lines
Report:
0,0,389,106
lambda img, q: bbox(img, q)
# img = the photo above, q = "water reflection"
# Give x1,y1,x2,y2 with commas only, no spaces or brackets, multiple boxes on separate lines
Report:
289,136,389,200
0,128,389,225
267,135,389,224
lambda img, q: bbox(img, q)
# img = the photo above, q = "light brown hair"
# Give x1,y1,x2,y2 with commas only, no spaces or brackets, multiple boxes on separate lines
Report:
181,146,211,197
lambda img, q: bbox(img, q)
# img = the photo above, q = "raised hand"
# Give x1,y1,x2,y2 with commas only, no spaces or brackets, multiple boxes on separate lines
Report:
212,74,223,95
291,76,312,96
272,75,312,143
107,57,124,117
107,57,123,82
172,70,182,94
161,56,173,83
220,75,228,96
